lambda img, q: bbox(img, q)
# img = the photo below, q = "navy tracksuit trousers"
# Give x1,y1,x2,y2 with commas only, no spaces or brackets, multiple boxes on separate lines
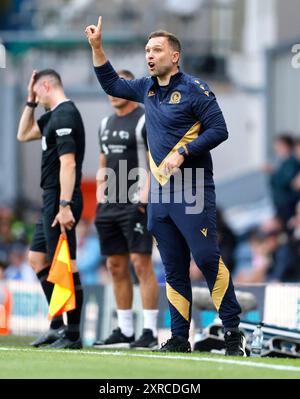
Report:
148,193,241,338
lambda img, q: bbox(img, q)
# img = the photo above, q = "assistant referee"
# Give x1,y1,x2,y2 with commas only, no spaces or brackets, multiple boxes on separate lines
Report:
17,69,85,349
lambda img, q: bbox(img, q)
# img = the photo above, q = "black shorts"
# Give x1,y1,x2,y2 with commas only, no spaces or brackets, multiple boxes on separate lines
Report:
30,188,83,261
95,203,153,256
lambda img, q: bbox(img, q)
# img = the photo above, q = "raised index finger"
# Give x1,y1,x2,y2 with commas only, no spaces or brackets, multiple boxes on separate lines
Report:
97,16,102,30
30,69,37,80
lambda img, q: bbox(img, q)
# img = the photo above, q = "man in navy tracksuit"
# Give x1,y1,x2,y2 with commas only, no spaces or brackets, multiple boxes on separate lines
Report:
85,17,246,356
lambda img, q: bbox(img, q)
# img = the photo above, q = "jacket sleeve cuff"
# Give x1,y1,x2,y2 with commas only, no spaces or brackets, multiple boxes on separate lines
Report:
94,60,113,74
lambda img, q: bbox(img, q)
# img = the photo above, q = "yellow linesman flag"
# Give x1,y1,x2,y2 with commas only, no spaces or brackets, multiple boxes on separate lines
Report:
47,234,76,318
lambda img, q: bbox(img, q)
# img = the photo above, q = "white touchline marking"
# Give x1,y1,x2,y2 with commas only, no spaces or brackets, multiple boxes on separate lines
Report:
0,347,299,373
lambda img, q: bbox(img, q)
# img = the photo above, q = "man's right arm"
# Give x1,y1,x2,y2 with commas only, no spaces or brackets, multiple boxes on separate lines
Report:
85,16,107,67
85,16,146,103
17,106,42,142
17,70,41,142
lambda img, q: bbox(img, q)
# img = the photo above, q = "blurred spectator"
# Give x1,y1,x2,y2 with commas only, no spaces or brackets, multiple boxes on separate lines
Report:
292,137,300,164
0,215,14,267
0,206,14,222
0,204,39,269
4,243,37,282
234,217,298,283
0,204,36,242
0,0,35,30
216,208,237,273
0,262,5,281
259,218,297,282
264,134,300,227
233,228,269,283
287,201,300,281
288,200,300,238
291,138,300,200
76,219,106,285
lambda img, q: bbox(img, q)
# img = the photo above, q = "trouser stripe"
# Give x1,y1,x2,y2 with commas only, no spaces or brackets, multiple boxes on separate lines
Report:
211,257,230,311
166,282,190,322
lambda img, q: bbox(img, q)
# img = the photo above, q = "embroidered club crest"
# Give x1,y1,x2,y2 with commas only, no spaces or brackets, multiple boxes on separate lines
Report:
169,91,181,104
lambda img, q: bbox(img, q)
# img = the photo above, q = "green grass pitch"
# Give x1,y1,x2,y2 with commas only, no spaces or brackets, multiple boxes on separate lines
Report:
0,335,299,379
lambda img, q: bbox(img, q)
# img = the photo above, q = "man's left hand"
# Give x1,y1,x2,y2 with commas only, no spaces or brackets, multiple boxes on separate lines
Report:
162,152,184,176
52,207,75,237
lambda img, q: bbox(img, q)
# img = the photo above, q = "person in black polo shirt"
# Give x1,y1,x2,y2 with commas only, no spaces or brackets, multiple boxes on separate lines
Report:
17,69,85,349
93,70,159,349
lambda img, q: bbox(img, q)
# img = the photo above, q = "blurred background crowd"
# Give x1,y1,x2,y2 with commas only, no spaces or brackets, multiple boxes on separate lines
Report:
1,0,300,287
2,132,300,286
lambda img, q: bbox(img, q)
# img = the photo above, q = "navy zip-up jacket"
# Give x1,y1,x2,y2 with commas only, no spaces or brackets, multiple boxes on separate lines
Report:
94,61,228,190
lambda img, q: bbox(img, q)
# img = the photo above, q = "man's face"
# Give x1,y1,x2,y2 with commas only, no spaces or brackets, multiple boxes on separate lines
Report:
33,78,51,107
145,36,179,78
274,140,291,159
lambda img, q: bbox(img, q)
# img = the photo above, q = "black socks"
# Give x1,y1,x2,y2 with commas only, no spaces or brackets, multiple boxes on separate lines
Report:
65,272,83,341
36,267,64,329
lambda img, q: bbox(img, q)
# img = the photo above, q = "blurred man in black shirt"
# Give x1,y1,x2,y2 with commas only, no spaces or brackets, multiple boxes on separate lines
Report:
94,70,159,349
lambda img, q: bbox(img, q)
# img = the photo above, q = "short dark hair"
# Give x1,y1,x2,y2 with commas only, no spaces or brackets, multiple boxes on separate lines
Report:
294,137,300,146
276,133,294,149
117,69,135,80
34,69,62,87
148,30,181,53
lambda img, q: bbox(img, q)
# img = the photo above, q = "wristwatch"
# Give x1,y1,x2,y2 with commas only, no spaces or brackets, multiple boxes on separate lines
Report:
26,101,38,108
59,200,73,207
177,145,189,158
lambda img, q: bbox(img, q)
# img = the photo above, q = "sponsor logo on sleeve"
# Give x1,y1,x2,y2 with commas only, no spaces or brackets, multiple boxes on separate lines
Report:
56,128,72,136
41,136,47,151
